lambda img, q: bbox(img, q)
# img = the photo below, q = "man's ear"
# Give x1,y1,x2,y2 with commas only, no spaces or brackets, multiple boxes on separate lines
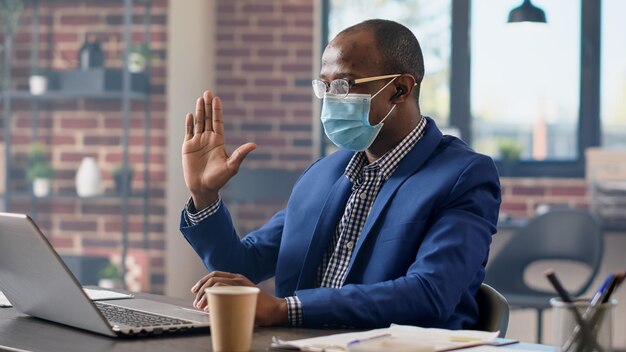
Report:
390,75,416,103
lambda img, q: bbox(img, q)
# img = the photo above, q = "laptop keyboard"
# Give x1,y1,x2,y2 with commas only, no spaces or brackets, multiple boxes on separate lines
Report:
95,302,192,328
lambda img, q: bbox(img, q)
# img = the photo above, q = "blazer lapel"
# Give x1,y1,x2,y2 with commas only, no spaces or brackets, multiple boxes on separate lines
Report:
346,117,444,273
295,174,352,290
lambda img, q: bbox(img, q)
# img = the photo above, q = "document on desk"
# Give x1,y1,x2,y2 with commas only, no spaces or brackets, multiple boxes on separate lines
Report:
0,289,133,308
271,324,500,351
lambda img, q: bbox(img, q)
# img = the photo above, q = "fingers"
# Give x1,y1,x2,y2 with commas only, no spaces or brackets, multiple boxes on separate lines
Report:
192,271,251,309
212,96,223,135
194,97,205,134
227,143,257,172
203,90,213,132
184,113,194,141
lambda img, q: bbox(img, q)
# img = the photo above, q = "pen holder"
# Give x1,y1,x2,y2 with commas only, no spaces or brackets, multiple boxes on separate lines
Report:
550,297,617,352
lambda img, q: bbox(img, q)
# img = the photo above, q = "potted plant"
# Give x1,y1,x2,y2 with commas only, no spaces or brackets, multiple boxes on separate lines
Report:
26,143,54,197
111,164,134,195
127,43,150,73
97,262,120,289
497,139,523,176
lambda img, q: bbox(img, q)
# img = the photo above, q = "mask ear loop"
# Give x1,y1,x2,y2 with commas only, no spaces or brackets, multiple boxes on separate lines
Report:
371,76,399,126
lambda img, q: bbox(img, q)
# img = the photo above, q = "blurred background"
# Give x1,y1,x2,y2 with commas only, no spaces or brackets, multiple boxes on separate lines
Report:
1,0,625,348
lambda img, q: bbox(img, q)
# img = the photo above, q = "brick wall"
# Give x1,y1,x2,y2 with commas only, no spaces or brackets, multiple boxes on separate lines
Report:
213,0,316,233
500,177,589,219
0,0,168,293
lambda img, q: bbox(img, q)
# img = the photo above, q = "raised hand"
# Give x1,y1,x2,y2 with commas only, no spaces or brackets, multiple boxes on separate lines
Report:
182,90,256,210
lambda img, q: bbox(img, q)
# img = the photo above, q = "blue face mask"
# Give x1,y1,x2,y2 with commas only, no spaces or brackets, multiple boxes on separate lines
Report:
320,80,397,151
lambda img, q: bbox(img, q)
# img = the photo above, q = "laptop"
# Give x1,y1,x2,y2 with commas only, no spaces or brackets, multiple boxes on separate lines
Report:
0,212,211,337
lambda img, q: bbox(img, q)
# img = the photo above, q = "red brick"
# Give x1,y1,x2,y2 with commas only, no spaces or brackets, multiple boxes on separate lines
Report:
511,186,546,196
241,34,274,43
253,108,287,119
50,237,75,249
242,93,274,102
60,220,98,232
258,19,288,27
257,48,289,58
60,117,98,129
241,63,274,72
52,135,77,146
84,136,121,146
500,201,528,212
281,4,313,13
550,186,587,197
281,34,313,43
60,15,101,26
281,63,311,73
242,4,275,13
217,48,251,57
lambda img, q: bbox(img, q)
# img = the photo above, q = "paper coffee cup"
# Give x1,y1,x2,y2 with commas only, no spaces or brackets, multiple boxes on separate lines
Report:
205,286,260,352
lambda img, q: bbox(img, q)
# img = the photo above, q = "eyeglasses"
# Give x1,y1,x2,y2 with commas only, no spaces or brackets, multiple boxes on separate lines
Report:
312,74,401,99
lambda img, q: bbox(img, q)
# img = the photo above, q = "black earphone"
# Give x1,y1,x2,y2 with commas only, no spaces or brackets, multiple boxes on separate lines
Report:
391,87,404,100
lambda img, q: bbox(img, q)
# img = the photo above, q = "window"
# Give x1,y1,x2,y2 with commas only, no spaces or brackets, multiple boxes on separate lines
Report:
326,0,452,125
323,0,604,177
471,0,581,161
601,0,626,148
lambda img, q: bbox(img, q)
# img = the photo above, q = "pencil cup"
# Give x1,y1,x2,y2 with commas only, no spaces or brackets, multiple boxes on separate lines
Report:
550,297,617,352
205,286,260,352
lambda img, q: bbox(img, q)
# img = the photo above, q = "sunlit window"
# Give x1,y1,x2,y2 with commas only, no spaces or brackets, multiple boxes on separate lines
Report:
601,0,626,148
471,0,581,161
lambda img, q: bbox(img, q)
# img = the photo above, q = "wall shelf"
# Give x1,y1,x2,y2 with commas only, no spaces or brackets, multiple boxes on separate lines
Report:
1,0,154,290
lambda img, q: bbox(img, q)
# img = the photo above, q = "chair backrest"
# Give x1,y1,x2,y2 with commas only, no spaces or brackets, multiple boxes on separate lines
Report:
473,283,509,337
485,209,603,297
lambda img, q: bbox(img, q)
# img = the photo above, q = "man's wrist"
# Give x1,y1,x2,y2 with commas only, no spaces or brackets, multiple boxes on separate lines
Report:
191,191,219,211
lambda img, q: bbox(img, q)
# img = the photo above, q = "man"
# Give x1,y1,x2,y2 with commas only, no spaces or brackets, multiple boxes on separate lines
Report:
180,19,501,329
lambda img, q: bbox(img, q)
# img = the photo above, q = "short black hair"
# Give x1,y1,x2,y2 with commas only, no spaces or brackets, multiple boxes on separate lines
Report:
338,19,425,99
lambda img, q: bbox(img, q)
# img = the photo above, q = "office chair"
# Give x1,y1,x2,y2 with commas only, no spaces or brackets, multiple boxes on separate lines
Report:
485,209,603,343
473,283,509,337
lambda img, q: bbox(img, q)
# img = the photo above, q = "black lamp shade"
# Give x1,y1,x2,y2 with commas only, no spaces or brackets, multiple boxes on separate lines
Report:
508,0,547,23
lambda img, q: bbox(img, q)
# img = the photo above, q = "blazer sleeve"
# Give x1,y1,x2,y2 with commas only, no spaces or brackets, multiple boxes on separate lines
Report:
179,204,285,284
294,155,501,328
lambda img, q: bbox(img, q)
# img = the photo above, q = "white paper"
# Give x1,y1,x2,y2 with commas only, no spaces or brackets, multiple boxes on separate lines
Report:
271,324,499,352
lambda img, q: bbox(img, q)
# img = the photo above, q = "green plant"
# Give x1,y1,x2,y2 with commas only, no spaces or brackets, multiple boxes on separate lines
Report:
98,262,119,279
498,139,523,163
0,0,24,35
26,143,53,181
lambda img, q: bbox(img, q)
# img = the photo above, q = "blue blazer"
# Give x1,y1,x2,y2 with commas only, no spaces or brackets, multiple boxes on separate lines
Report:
180,117,501,329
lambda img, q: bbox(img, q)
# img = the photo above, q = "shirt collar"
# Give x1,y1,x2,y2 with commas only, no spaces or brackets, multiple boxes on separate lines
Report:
344,116,428,183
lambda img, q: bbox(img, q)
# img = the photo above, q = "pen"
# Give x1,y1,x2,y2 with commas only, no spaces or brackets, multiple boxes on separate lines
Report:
563,273,616,351
544,269,604,352
346,333,391,346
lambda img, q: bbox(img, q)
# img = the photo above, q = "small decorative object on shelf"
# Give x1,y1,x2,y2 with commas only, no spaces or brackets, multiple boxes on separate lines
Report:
111,164,134,195
76,156,102,197
78,33,104,70
28,73,47,95
26,143,54,198
497,139,523,176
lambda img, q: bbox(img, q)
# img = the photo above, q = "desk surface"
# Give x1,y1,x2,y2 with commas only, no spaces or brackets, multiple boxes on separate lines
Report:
0,291,553,352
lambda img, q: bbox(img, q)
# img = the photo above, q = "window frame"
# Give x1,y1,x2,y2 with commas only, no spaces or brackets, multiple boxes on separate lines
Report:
322,0,601,178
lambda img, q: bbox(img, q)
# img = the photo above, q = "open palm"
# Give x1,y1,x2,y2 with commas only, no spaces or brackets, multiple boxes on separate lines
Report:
182,91,256,210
